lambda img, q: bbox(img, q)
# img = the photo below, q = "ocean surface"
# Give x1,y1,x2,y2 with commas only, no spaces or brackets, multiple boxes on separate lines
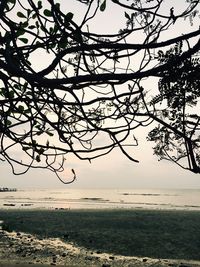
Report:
0,188,200,210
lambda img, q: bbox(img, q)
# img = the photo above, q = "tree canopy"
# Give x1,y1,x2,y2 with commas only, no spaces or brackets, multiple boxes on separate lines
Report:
0,0,200,182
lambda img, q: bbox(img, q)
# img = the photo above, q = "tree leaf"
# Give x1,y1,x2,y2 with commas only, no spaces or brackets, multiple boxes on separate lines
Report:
46,140,49,147
17,12,26,18
27,9,31,17
18,105,24,112
125,12,131,20
100,0,106,12
36,155,41,162
23,82,28,90
32,13,37,19
44,9,52,17
22,21,28,28
59,36,68,49
9,91,14,98
55,3,60,10
46,131,54,136
40,25,46,32
28,25,36,30
6,120,12,126
65,12,74,22
38,148,45,155
17,28,25,36
38,1,42,9
19,38,28,44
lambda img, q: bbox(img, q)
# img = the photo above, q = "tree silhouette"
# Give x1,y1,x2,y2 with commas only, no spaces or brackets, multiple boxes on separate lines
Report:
149,41,200,173
0,0,200,182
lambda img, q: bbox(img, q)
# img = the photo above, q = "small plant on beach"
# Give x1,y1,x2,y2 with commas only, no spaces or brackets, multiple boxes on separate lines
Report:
0,0,200,180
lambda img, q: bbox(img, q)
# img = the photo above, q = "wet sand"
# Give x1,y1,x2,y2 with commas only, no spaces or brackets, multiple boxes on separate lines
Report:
1,228,200,267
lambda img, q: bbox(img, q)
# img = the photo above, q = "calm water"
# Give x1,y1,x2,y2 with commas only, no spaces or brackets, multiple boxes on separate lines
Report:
0,188,200,210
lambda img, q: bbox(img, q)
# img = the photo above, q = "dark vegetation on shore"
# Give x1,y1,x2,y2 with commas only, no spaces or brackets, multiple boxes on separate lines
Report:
1,209,200,260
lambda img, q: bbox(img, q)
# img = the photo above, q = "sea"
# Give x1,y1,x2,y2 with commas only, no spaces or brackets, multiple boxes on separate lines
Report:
0,188,200,210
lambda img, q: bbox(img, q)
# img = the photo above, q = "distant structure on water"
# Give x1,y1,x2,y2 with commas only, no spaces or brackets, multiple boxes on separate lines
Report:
0,187,17,192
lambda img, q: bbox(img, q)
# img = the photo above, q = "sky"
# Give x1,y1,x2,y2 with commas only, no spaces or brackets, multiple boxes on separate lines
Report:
1,0,200,189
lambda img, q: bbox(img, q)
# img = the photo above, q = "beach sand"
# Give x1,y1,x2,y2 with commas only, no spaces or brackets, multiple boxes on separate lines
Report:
1,228,200,267
1,209,200,267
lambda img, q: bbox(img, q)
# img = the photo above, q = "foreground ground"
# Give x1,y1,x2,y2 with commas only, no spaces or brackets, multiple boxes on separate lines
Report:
0,209,200,266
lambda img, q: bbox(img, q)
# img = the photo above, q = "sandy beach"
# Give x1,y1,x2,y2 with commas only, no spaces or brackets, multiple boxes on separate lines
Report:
1,228,200,267
1,209,200,267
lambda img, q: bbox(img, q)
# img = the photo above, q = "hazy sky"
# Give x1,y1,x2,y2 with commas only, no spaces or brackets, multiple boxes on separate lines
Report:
1,136,200,189
1,0,200,189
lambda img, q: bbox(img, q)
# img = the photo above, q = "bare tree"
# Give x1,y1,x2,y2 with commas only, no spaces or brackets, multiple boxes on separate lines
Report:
0,0,200,182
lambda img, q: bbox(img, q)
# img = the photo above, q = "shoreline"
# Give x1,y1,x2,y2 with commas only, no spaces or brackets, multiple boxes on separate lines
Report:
1,187,200,211
1,209,200,266
3,204,200,214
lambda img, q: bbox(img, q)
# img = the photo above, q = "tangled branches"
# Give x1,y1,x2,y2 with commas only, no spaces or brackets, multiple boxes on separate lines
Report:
0,0,200,181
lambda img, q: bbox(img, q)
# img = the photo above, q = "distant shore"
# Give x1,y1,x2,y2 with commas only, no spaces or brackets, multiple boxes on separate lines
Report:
1,209,200,267
0,187,17,192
